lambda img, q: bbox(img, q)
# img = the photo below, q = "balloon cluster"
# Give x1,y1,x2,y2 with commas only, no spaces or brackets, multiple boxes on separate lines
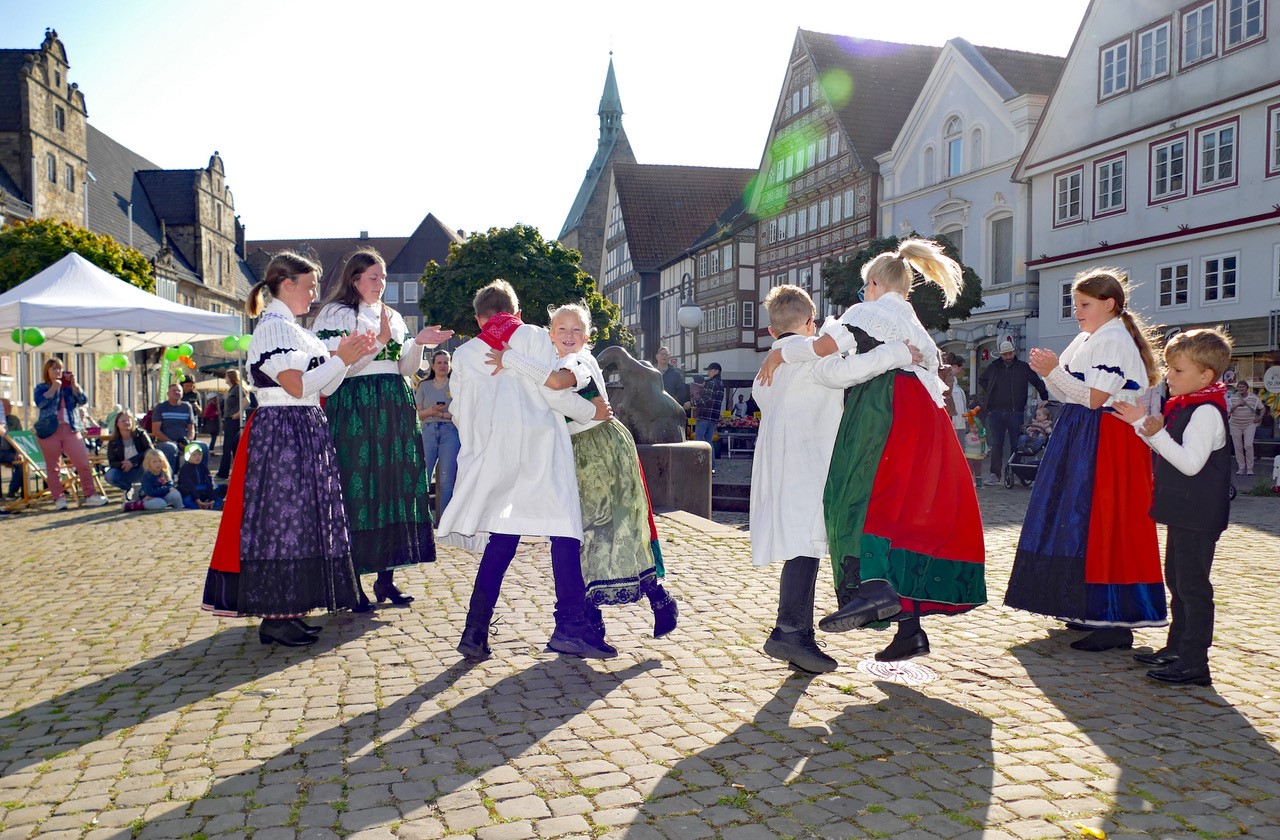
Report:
8,327,46,347
96,353,132,372
163,344,198,369
222,335,252,352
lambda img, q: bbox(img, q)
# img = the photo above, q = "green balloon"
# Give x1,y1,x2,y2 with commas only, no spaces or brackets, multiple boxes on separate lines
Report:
9,328,21,344
23,328,45,347
178,343,194,357
222,335,239,352
164,347,180,361
97,355,116,372
114,354,130,370
238,335,252,351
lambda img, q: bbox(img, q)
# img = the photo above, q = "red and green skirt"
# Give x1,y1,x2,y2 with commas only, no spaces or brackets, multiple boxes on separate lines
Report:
824,371,986,617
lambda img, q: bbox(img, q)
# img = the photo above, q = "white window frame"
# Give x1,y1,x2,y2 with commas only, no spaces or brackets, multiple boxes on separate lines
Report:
727,302,736,328
768,219,778,244
1099,37,1131,99
1181,1,1217,68
1060,280,1074,321
1156,260,1191,309
743,301,755,328
831,193,842,221
1268,103,1280,177
1201,252,1239,304
819,199,830,227
717,305,726,331
788,212,797,238
944,116,963,178
403,281,419,303
829,131,839,157
709,249,720,274
817,136,828,163
807,204,818,231
698,254,708,278
1149,134,1188,203
1195,119,1238,192
843,189,855,219
1224,0,1265,50
46,153,56,183
385,284,400,304
1093,153,1126,217
1137,20,1172,85
797,208,808,236
799,267,813,291
988,215,1013,287
1053,167,1083,226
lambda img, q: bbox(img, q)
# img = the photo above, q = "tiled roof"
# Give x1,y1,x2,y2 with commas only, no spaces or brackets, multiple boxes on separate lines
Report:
801,31,942,171
685,196,756,258
612,164,754,272
0,50,30,132
973,43,1065,99
245,236,410,293
387,213,463,276
136,169,200,225
0,161,24,203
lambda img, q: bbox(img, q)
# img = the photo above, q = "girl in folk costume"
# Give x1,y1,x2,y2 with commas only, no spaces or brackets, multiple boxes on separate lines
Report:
1005,269,1165,651
202,252,378,646
762,239,986,662
312,250,453,608
500,304,678,640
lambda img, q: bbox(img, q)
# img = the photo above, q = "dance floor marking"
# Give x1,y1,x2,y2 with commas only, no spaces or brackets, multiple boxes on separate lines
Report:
855,657,938,685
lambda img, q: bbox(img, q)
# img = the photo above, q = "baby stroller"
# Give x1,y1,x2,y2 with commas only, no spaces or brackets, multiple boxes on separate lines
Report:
1002,400,1062,489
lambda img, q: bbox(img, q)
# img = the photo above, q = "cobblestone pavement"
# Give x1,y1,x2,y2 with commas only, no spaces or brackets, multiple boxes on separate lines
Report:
1,489,1278,840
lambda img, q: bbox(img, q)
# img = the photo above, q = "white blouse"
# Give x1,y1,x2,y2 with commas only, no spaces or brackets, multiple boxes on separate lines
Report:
557,349,609,436
312,301,425,378
819,292,946,406
1053,317,1148,407
248,299,349,407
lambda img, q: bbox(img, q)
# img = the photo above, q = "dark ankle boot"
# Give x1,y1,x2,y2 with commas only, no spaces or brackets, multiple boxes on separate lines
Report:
547,607,617,659
373,571,414,606
1070,627,1133,651
875,614,929,662
290,618,322,635
818,580,902,632
259,619,318,647
457,623,491,662
648,585,678,638
764,626,838,673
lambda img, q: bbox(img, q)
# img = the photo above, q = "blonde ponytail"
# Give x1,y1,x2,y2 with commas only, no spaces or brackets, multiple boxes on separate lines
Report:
862,238,962,306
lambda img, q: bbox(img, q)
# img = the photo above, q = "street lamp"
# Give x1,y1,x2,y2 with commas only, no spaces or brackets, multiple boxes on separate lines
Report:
676,272,702,371
82,170,96,229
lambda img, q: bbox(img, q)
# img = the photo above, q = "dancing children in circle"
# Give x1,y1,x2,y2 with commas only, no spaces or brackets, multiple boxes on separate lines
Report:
758,239,986,661
496,303,679,642
312,249,453,608
202,251,378,647
1113,328,1233,686
1005,268,1164,652
438,280,614,662
752,284,921,673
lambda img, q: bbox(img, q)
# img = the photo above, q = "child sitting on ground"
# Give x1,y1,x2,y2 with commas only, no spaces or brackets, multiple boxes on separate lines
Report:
177,444,226,510
138,449,183,511
1112,328,1233,687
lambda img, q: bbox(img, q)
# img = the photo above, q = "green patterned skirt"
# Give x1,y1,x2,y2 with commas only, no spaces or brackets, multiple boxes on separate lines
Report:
324,373,435,574
573,418,660,606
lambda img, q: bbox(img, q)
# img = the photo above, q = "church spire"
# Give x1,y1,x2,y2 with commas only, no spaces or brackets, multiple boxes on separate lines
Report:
597,53,623,142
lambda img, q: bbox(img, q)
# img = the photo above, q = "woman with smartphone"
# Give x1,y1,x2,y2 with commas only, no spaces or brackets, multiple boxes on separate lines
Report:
33,359,108,510
415,350,460,519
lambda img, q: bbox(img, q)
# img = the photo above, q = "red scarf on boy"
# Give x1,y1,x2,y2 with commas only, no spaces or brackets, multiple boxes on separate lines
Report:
1163,381,1228,427
478,311,522,350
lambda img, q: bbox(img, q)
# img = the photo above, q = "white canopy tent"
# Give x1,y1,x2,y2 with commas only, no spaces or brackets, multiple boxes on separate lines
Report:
0,252,240,354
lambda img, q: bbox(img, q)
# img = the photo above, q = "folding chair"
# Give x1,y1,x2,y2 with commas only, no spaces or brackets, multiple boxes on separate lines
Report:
1,429,87,511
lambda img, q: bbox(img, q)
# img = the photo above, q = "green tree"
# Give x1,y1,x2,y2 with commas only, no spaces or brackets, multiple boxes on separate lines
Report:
418,224,632,347
0,218,154,294
822,233,983,332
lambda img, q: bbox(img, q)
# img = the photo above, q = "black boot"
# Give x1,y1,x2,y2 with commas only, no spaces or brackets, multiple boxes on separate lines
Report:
547,606,617,659
648,585,678,638
373,570,414,606
764,626,838,673
1070,627,1133,651
351,578,374,613
457,622,491,662
259,619,317,647
819,579,902,633
290,618,322,635
763,557,838,673
875,612,929,662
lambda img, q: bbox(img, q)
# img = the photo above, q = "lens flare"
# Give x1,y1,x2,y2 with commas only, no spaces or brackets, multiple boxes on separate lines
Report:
820,69,854,110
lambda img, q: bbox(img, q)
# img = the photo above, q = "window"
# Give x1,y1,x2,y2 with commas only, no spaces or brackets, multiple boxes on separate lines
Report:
54,105,65,131
923,146,935,185
385,284,400,304
727,303,736,328
971,128,984,170
768,219,778,244
404,281,419,302
743,301,755,328
784,154,794,180
791,91,800,115
944,116,963,178
989,216,1013,286
1060,281,1074,320
46,153,56,183
774,273,788,288
1196,120,1238,191
799,267,813,291
1137,21,1171,83
831,193,842,221
605,242,631,283
829,131,839,157
1150,135,1187,202
1157,261,1190,308
1202,253,1238,302
797,208,807,236
817,135,828,163
1269,104,1280,176
807,204,818,231
843,189,855,219
709,249,720,274
801,84,810,109
1225,0,1264,49
1099,38,1131,98
806,142,816,170
723,244,733,271
1053,168,1083,225
1181,2,1217,66
607,196,624,239
716,305,726,331
819,199,830,227
1094,154,1126,216
64,164,74,192
788,212,797,238
698,254,708,278
942,228,964,261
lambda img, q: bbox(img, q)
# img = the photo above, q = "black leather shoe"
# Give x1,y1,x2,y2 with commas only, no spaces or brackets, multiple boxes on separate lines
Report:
818,581,902,632
259,619,318,647
1070,628,1133,651
763,627,838,673
1134,648,1178,666
1147,663,1212,686
457,625,491,662
547,624,618,659
650,590,678,638
1064,622,1091,631
875,628,930,662
290,618,322,635
373,580,414,606
350,585,374,614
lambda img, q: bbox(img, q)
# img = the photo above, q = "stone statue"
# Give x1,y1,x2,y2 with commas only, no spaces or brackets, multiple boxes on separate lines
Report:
597,345,687,444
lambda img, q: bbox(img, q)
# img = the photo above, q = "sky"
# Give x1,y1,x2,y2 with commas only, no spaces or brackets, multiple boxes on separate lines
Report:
2,0,1090,244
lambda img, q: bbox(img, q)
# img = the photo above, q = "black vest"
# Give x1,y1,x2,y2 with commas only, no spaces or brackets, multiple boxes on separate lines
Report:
1150,402,1230,533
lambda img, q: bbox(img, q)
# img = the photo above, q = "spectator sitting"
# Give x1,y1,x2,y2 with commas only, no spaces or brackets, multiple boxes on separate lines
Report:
177,444,226,510
138,449,183,511
1,397,23,499
151,383,200,472
1015,407,1055,456
105,411,153,499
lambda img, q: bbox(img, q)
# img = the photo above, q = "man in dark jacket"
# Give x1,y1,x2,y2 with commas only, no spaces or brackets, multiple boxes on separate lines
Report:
686,362,725,469
978,341,1048,486
655,346,689,404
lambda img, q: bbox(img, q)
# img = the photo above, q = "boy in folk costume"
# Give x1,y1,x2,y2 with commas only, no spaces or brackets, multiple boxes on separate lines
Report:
751,285,921,673
437,280,614,661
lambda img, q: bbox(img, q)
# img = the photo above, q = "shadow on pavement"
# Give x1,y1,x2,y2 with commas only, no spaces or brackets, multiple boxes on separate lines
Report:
1011,634,1280,836
151,656,660,835
622,676,993,838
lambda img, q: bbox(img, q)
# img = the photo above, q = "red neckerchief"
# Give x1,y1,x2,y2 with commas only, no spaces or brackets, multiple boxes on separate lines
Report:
478,312,522,350
1163,381,1227,427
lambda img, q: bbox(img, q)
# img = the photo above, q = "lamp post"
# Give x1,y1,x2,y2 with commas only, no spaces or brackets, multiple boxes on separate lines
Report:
83,170,96,229
676,271,702,372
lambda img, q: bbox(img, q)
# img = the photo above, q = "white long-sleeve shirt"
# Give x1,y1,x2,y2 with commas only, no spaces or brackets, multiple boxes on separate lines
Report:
1130,404,1227,477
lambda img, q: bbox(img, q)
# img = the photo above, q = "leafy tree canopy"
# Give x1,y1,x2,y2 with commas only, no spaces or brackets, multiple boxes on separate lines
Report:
419,224,632,348
822,233,984,332
0,218,154,294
